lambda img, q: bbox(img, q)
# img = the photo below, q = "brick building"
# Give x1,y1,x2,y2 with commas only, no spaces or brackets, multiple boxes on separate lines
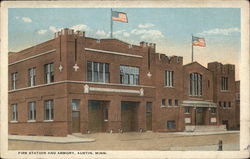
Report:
8,28,239,136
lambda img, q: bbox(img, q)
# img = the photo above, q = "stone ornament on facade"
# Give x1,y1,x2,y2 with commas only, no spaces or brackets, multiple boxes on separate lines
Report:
73,63,79,72
59,64,63,72
147,72,152,78
139,88,144,96
84,84,89,93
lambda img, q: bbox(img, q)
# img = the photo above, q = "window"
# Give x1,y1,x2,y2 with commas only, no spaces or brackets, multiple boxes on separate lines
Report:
28,101,36,120
11,72,17,90
167,121,176,129
11,104,18,121
208,80,210,88
71,99,80,111
28,68,36,87
184,107,190,114
120,65,139,85
165,71,173,87
44,63,54,84
190,73,202,96
104,108,108,121
228,102,231,108
174,100,178,106
236,93,240,101
223,101,227,108
219,101,222,107
221,77,228,91
210,108,216,114
146,102,152,113
161,99,166,107
168,99,172,107
87,61,110,83
44,100,54,120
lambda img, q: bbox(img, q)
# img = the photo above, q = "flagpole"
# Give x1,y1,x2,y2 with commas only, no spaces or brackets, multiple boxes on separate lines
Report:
111,8,113,38
191,34,194,63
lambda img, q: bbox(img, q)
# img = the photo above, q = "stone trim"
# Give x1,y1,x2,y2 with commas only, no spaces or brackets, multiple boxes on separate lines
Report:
85,48,143,58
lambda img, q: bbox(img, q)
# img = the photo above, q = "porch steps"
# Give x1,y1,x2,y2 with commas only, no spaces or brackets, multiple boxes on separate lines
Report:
185,125,227,132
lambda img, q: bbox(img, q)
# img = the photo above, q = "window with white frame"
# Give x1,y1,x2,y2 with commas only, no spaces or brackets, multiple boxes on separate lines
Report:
161,99,166,107
167,120,176,129
71,99,80,111
44,100,54,120
184,107,190,114
11,72,17,90
28,101,36,120
168,99,172,107
28,67,36,87
44,63,54,84
120,65,139,85
221,77,228,91
87,61,110,83
189,73,202,96
174,99,178,106
11,104,18,121
165,71,173,87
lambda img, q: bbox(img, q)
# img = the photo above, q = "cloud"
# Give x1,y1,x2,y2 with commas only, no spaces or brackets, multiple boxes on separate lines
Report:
198,27,240,36
37,29,47,35
22,17,32,23
15,16,20,19
123,32,130,37
95,30,109,38
131,29,164,40
49,26,62,33
70,24,89,31
138,23,155,29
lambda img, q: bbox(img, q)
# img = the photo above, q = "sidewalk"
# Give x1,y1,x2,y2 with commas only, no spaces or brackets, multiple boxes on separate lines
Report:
8,134,95,144
168,130,239,136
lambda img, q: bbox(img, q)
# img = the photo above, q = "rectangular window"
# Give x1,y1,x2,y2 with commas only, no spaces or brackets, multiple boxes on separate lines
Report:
167,121,176,129
146,102,152,113
228,102,231,108
190,73,202,96
11,104,18,121
87,61,109,83
168,99,172,106
161,99,166,107
120,65,139,85
28,101,36,120
221,77,228,91
44,63,54,84
11,72,17,90
44,100,54,120
174,100,178,106
223,101,227,108
219,101,222,107
104,108,108,121
71,99,80,111
210,108,216,114
165,71,174,87
184,107,190,114
28,67,36,87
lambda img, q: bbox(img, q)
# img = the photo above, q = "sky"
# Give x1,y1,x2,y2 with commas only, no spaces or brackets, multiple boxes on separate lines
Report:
8,8,241,80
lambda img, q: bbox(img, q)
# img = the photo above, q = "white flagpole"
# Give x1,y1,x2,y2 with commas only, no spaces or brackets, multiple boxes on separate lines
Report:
111,8,113,38
192,34,194,62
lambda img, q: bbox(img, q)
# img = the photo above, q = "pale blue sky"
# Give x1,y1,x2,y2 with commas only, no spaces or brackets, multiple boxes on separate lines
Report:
8,8,241,79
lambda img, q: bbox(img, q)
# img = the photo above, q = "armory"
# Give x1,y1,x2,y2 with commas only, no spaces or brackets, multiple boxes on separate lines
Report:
9,28,240,136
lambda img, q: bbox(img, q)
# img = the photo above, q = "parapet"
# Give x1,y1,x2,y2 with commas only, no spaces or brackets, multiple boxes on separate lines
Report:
139,41,156,49
155,53,183,64
208,62,235,74
54,28,85,38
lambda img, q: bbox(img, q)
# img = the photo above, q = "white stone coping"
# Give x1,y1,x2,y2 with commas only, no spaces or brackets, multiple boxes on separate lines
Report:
9,49,56,66
85,48,143,58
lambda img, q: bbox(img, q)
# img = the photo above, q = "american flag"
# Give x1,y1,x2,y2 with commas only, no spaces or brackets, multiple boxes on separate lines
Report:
192,36,206,47
112,11,128,23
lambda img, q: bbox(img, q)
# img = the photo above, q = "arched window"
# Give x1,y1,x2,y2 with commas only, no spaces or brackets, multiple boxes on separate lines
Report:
189,73,202,96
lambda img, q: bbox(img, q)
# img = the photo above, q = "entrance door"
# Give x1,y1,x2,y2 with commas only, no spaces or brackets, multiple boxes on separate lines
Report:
71,99,80,133
146,102,152,131
222,120,228,130
196,107,204,125
121,101,138,132
72,111,80,133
